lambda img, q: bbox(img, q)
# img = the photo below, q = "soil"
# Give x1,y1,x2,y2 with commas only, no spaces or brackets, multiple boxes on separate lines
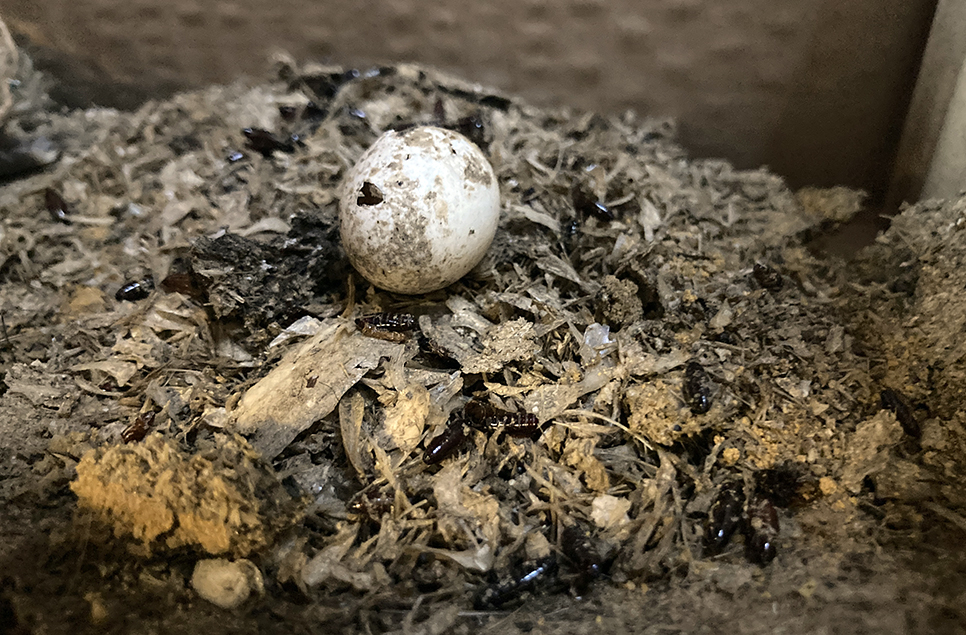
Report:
0,55,964,634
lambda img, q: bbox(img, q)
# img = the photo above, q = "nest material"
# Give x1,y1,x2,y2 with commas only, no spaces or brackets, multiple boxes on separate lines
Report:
1,58,964,632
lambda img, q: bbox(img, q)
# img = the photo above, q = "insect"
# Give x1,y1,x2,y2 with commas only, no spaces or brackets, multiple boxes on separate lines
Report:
752,262,783,290
355,312,416,342
44,188,71,223
473,556,558,609
704,481,745,556
242,127,298,156
560,524,602,597
115,277,155,302
423,414,469,465
424,399,542,464
121,411,155,443
570,181,614,222
463,399,539,437
455,114,486,149
880,388,920,439
744,496,779,565
683,361,713,414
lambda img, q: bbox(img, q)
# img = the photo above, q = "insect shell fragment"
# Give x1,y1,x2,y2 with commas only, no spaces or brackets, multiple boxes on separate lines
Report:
880,388,920,440
752,262,783,291
349,488,395,522
121,411,156,444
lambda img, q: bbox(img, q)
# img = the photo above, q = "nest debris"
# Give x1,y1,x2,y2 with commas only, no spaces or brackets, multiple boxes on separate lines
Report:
1,56,964,633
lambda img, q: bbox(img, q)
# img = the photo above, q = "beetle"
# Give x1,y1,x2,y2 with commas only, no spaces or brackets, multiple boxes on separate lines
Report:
473,556,558,609
115,277,155,302
704,481,745,556
745,497,779,565
683,361,713,414
424,415,469,465
560,524,602,597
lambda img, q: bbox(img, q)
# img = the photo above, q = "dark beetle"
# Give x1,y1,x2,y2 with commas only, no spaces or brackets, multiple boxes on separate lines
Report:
455,114,487,149
683,361,713,414
745,497,779,565
704,481,745,556
424,415,469,465
44,188,71,223
752,262,783,291
560,524,602,596
473,556,558,609
570,181,613,222
115,277,155,302
242,127,298,156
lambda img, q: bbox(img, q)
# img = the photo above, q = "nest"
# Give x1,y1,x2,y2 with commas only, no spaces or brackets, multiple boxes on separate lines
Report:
1,56,964,633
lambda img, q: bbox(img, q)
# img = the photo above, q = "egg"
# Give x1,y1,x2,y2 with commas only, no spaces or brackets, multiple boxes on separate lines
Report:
338,126,501,294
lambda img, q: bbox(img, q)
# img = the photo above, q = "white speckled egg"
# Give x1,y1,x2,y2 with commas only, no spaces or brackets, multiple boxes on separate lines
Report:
338,126,500,294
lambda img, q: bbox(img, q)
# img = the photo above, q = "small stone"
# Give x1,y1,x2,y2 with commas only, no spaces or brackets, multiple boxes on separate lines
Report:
191,558,262,609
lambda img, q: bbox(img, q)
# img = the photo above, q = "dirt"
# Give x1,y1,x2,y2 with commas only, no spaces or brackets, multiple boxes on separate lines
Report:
0,53,964,635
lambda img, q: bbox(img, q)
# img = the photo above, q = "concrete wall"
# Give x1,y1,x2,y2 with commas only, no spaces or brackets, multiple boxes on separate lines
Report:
0,0,936,198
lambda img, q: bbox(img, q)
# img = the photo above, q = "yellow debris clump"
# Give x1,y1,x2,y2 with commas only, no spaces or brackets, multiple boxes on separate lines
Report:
71,433,297,556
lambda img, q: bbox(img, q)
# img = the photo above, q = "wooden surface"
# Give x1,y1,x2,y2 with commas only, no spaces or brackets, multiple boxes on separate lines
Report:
889,0,966,205
0,0,936,197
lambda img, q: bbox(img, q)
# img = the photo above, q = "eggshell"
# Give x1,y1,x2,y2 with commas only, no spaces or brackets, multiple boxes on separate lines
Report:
338,126,500,294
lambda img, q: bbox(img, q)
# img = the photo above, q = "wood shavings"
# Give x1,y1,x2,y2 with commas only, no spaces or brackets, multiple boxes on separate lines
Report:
840,410,903,493
591,494,632,531
462,318,538,374
377,383,430,456
339,391,372,479
230,319,405,457
4,55,964,633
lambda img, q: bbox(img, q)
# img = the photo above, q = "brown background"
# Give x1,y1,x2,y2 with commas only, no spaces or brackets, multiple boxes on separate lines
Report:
0,0,938,201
